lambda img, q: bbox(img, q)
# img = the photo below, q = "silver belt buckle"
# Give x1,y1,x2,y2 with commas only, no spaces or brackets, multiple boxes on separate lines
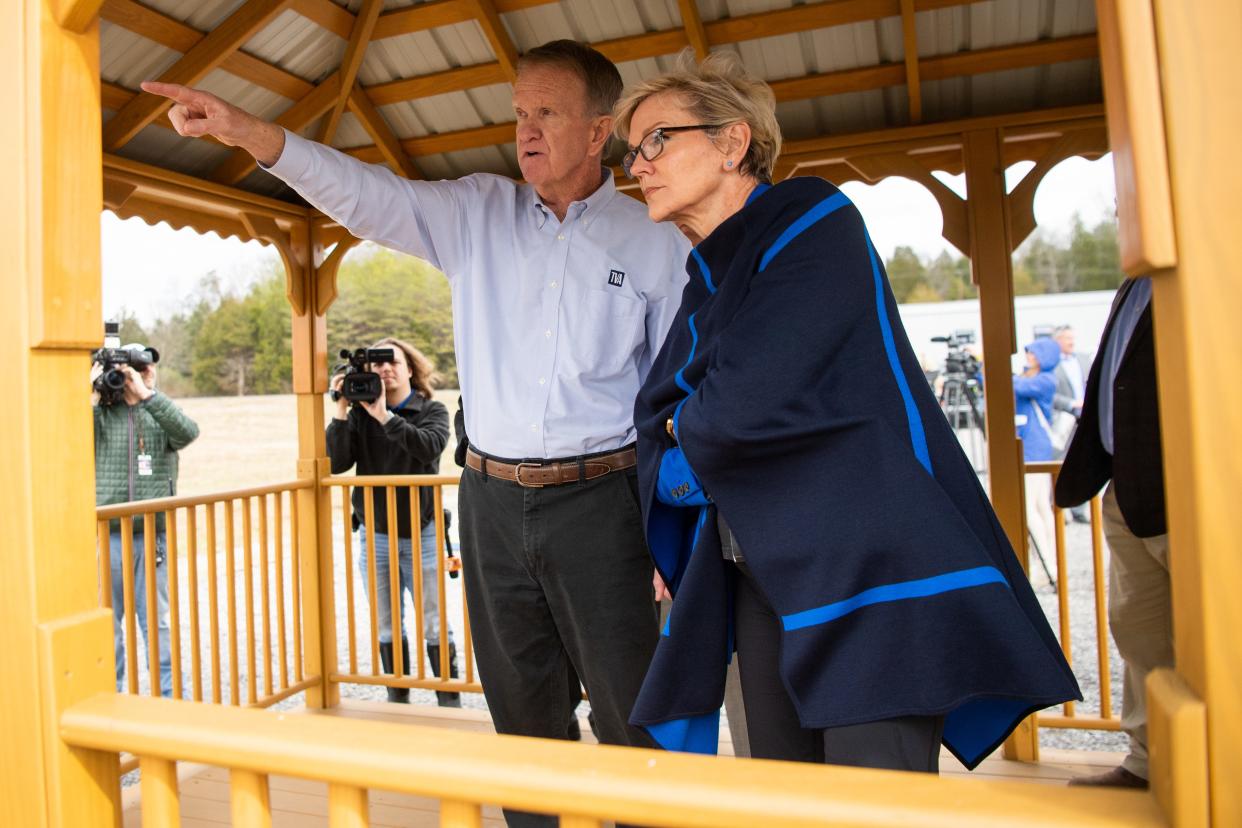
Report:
513,462,547,488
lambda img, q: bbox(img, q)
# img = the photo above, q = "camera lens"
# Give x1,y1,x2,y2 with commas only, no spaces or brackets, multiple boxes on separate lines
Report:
104,369,127,390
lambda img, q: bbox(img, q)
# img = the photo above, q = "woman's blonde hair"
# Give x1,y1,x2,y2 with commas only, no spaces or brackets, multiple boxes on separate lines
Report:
614,50,781,182
372,337,440,400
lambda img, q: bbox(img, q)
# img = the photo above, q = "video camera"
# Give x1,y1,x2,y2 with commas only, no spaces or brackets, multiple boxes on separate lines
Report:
931,329,980,378
331,347,395,403
92,322,159,406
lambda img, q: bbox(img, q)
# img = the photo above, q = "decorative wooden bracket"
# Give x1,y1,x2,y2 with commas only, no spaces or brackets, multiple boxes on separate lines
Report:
240,212,310,316
846,151,971,256
1006,125,1109,251
312,234,361,317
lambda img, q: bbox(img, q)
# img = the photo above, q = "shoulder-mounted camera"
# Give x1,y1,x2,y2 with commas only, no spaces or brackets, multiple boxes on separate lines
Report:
92,323,159,405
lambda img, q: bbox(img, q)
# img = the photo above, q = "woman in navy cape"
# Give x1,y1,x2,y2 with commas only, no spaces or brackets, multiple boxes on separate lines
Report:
613,52,1080,771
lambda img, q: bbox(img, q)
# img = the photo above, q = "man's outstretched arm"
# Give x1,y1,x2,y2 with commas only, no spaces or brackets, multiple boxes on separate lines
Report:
142,81,285,166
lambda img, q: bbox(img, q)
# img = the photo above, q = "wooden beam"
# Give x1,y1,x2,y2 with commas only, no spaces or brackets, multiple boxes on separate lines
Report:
318,0,384,145
212,72,342,186
102,0,294,150
101,0,313,101
365,63,508,106
346,85,421,179
345,122,515,163
471,0,521,82
56,0,106,32
900,0,922,123
373,0,475,40
592,29,689,64
678,0,710,61
922,34,1099,82
289,0,354,39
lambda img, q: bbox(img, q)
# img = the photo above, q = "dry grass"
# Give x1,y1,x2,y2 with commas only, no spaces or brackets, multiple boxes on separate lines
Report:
174,390,462,496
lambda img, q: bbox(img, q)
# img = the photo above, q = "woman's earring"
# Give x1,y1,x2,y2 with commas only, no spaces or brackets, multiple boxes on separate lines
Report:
725,160,734,168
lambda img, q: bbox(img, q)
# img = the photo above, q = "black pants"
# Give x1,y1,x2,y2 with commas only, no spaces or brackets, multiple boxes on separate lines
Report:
459,465,659,827
733,562,943,771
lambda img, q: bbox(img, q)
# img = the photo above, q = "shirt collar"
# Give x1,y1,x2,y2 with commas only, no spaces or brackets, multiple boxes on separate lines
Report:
530,167,615,228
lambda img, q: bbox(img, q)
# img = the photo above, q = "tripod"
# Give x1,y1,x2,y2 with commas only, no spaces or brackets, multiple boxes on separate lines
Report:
937,370,987,473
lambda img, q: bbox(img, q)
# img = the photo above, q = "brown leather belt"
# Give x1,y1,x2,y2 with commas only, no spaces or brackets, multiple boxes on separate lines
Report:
465,446,637,488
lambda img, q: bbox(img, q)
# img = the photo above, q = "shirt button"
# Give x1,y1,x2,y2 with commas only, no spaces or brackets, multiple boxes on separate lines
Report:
549,281,557,288
557,234,565,241
544,329,552,338
538,377,546,386
529,423,538,431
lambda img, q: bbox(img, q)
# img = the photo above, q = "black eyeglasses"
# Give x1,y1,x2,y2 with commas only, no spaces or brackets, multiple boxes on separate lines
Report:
622,124,723,178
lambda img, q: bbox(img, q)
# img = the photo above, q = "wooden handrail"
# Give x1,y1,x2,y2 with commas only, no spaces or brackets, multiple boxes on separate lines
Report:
61,694,1162,827
320,473,462,487
95,479,312,519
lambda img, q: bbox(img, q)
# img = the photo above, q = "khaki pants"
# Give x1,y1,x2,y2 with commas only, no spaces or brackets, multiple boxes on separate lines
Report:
1102,483,1172,779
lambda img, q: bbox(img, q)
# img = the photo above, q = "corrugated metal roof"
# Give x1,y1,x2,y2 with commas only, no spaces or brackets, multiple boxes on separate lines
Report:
101,0,1102,205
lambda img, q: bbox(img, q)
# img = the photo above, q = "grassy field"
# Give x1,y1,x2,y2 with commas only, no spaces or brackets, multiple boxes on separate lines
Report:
174,390,463,496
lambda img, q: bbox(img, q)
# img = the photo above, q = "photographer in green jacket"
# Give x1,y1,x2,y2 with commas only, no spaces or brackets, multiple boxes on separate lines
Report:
93,344,199,696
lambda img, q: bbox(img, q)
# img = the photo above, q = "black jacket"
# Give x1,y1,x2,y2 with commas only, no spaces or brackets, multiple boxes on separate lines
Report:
326,393,449,537
1054,279,1166,537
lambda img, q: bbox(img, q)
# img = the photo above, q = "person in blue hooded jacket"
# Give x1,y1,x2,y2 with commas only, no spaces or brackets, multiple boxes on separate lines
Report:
1015,337,1062,566
613,52,1080,772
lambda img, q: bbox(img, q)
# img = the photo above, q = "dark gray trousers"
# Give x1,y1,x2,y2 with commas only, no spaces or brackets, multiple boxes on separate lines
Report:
733,561,943,771
459,465,660,827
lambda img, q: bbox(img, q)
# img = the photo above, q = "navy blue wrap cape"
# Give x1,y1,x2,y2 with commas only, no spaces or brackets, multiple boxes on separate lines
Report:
629,178,1080,769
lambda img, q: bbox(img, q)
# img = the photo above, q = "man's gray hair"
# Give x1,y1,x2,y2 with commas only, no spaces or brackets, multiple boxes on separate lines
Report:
517,40,623,117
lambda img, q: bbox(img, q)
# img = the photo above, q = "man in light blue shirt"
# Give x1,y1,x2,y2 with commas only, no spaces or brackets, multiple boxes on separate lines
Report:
147,42,690,817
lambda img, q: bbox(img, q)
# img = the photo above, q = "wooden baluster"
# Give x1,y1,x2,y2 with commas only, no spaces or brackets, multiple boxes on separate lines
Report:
97,519,112,610
328,783,368,828
1091,494,1113,719
139,757,180,827
259,493,273,699
243,497,258,704
363,487,379,675
207,503,222,704
187,506,203,702
291,490,303,683
1053,473,1074,717
121,516,139,694
166,509,182,700
143,513,160,698
230,769,272,828
225,499,240,705
342,485,358,675
386,485,403,681
409,487,425,679
274,491,288,690
440,801,482,828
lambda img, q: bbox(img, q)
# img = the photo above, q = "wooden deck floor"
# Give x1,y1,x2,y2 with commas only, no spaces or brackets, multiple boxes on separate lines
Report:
121,700,1125,827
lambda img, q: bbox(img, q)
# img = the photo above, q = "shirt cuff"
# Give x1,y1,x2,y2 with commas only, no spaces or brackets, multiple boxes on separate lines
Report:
261,128,313,182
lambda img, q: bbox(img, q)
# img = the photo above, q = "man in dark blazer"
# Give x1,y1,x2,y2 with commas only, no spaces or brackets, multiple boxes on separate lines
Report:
1056,277,1169,789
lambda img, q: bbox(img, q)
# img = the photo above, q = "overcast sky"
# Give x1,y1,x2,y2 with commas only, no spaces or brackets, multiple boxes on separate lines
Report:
101,154,1117,325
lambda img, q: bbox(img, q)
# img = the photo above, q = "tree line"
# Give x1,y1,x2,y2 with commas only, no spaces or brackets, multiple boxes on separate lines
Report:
117,216,1122,398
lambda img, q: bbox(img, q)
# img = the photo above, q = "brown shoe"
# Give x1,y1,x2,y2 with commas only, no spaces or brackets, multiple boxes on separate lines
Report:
1068,766,1148,789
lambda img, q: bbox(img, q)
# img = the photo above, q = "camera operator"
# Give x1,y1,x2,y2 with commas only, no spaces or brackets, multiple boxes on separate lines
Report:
93,343,199,697
326,338,457,706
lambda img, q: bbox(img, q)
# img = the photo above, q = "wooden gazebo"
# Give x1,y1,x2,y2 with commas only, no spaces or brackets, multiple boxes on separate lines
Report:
3,0,1238,824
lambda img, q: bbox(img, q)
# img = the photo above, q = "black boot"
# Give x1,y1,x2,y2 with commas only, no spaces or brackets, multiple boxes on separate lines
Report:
427,641,462,708
378,639,410,704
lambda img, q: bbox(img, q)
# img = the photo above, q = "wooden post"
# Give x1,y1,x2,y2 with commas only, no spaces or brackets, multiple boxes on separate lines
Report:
0,0,120,822
962,127,1039,762
290,217,339,708
1145,1,1242,823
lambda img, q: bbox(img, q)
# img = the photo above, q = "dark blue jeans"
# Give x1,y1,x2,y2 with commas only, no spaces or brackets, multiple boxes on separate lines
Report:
109,529,173,697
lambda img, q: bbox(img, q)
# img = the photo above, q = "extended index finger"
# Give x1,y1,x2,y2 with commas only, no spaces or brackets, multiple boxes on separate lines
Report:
141,80,205,105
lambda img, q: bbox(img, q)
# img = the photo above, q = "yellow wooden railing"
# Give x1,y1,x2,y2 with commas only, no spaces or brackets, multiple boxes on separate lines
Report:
320,474,483,697
1023,461,1121,734
96,481,320,711
60,693,1163,828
